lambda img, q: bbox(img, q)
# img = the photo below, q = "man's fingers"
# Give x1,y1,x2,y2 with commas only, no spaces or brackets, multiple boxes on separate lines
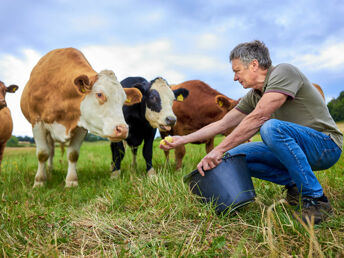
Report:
197,163,205,176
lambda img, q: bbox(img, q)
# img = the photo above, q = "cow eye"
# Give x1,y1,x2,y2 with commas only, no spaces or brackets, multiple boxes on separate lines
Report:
95,92,107,104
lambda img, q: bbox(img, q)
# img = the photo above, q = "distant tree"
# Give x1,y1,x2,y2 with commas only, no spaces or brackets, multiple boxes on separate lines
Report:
327,91,344,122
84,133,108,142
6,136,19,147
17,136,35,143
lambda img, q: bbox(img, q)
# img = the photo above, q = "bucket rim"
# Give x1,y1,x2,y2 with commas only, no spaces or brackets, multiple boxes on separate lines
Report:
183,153,247,183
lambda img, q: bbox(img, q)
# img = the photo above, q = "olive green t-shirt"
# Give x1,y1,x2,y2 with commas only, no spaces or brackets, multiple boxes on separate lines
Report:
236,63,343,150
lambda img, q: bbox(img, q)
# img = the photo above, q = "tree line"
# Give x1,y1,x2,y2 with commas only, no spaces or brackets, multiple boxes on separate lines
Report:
327,91,344,122
6,133,108,147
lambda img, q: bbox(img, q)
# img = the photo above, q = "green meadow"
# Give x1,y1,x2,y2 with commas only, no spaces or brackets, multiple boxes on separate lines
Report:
1,123,343,256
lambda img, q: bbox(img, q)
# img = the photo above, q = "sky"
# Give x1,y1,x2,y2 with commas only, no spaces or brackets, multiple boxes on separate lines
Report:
1,0,344,137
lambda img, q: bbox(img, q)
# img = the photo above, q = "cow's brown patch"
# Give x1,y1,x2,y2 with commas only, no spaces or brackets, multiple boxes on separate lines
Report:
20,48,98,136
68,151,79,162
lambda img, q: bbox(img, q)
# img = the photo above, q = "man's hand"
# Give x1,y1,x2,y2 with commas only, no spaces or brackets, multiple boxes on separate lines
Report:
197,148,224,176
159,135,185,150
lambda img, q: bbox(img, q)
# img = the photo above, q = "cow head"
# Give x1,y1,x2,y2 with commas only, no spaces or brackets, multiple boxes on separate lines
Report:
75,70,142,142
0,81,19,110
144,77,189,131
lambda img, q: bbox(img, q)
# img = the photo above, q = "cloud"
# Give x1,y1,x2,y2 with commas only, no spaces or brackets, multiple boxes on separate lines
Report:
196,33,220,50
293,42,344,71
82,40,225,83
0,49,42,136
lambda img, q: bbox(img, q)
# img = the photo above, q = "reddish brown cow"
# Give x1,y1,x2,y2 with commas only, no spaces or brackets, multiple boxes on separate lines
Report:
312,83,325,100
160,80,238,169
0,81,19,171
161,81,326,170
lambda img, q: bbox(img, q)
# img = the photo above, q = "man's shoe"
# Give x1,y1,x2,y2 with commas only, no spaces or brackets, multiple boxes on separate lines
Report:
285,184,300,206
301,195,332,224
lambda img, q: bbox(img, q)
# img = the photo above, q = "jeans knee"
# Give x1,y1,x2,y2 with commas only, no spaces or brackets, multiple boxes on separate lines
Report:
260,119,279,141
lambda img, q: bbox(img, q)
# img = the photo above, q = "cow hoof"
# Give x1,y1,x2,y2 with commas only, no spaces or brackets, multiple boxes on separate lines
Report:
147,168,157,177
65,181,78,187
111,170,121,179
33,181,46,188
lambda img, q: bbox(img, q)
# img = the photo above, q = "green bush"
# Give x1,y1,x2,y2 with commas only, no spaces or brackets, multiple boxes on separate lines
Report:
6,136,19,147
328,91,344,122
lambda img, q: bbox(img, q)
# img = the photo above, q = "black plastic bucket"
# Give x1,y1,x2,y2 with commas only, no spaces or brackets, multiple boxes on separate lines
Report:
184,153,256,214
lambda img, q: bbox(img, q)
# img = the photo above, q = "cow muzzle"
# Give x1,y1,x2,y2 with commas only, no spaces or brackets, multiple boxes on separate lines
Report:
107,124,129,142
159,116,176,131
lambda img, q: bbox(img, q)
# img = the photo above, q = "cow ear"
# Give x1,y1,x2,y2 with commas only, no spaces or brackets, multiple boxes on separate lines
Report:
215,95,237,112
6,85,19,93
124,88,143,106
74,75,92,94
173,88,189,102
132,82,147,94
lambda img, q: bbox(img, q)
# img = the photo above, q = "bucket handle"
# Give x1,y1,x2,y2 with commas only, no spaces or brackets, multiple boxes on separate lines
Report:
222,152,246,161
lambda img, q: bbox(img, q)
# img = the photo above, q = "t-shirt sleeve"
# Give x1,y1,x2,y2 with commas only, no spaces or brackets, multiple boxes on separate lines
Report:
235,90,256,114
265,64,303,99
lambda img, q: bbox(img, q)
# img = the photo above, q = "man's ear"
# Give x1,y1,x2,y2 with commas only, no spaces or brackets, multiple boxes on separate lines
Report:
124,88,143,106
173,88,189,102
74,75,92,94
6,85,19,93
250,59,259,71
215,95,238,112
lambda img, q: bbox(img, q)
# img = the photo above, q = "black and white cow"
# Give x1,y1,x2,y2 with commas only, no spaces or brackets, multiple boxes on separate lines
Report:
110,76,189,177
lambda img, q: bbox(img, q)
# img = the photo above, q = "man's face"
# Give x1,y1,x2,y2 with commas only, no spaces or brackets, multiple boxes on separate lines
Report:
232,59,258,90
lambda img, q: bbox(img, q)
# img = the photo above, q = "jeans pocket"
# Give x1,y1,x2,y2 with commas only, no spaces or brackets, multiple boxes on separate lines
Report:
312,147,342,170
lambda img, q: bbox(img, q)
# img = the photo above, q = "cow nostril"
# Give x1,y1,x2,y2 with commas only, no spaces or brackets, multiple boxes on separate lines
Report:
114,124,128,137
165,116,176,125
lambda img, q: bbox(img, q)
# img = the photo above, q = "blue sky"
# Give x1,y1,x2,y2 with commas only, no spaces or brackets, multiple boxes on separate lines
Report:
1,0,344,136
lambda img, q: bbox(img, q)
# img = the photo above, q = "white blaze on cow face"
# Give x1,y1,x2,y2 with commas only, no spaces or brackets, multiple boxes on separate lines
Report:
78,70,129,141
145,78,177,131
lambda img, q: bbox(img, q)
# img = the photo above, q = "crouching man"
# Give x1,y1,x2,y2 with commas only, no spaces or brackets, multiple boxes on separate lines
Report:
160,40,342,224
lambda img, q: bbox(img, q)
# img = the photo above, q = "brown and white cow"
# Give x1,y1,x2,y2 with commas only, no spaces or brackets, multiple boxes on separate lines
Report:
160,80,238,169
20,48,142,187
0,81,19,171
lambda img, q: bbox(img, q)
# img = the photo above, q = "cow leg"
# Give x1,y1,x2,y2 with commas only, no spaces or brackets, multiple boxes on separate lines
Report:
143,128,157,177
205,138,215,153
0,142,5,173
110,141,125,179
65,127,87,187
175,145,186,170
46,132,55,171
130,146,138,168
32,123,50,188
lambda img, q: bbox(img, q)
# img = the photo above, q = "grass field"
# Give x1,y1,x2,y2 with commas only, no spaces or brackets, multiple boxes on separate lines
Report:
0,127,343,256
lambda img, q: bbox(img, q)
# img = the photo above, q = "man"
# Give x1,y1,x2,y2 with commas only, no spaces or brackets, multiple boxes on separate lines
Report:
160,40,343,224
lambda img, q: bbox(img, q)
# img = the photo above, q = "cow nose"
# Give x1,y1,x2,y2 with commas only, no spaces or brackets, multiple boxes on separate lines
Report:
165,116,176,126
114,124,129,138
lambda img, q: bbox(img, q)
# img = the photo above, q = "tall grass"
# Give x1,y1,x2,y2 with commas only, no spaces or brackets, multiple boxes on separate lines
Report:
0,132,343,256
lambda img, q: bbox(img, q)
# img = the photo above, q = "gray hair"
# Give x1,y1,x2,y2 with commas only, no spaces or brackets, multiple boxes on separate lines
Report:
229,40,272,69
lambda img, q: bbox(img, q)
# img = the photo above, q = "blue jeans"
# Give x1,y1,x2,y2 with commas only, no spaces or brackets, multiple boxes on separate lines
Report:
228,119,342,198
